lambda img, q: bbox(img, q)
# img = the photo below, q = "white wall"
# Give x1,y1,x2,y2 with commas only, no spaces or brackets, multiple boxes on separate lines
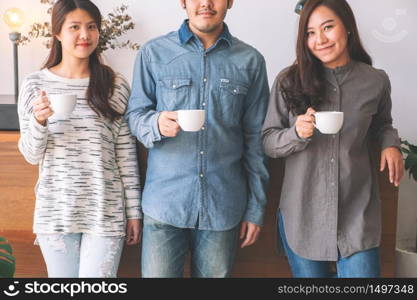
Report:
1,0,416,142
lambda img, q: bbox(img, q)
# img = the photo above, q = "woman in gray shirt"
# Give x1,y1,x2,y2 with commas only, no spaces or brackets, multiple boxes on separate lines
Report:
262,0,404,277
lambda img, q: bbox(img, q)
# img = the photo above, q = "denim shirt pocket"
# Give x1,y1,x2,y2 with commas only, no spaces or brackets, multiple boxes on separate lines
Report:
217,79,249,127
157,78,192,111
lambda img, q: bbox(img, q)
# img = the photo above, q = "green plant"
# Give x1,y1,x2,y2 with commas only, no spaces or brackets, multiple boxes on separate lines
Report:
18,0,139,53
0,237,15,278
401,139,417,181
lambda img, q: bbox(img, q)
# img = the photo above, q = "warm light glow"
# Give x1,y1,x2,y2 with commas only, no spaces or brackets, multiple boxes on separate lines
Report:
3,8,24,31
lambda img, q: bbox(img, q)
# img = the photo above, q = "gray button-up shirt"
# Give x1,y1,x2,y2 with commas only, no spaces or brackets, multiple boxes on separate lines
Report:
262,60,400,260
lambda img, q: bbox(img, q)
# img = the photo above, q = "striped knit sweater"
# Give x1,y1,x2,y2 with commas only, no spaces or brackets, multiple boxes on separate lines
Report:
18,69,141,237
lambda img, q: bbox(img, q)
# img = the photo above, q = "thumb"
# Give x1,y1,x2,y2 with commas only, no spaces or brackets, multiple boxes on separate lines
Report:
165,111,178,120
380,153,386,172
240,222,247,239
306,107,316,115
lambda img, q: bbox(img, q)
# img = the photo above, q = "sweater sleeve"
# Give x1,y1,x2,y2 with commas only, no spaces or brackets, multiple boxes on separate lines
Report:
113,75,142,219
17,77,49,165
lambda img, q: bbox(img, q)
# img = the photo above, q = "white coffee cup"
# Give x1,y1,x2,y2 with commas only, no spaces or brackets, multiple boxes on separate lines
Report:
48,94,77,118
177,110,205,132
314,111,344,134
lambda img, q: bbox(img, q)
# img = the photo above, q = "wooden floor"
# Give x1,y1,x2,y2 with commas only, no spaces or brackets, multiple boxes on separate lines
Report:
0,131,398,277
1,230,293,278
0,230,395,278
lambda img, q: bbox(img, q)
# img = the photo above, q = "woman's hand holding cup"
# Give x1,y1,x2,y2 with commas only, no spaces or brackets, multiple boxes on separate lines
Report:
295,107,316,139
33,91,53,126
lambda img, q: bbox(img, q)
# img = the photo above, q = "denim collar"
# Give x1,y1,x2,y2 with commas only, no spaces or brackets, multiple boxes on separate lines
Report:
178,19,233,47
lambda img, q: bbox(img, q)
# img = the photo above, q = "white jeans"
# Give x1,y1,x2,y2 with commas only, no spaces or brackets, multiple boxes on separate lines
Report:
36,233,124,278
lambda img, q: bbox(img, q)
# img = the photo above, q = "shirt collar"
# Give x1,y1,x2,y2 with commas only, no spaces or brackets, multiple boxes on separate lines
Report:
323,59,356,76
178,19,233,47
324,59,357,87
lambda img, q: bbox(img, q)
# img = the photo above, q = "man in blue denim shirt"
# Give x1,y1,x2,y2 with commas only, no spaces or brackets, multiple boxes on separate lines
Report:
126,0,269,277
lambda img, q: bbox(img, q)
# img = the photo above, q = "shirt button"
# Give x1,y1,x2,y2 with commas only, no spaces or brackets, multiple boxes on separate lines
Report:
233,89,237,93
200,151,204,155
200,173,204,178
331,158,335,163
172,85,176,88
202,102,206,106
331,182,335,186
203,78,207,82
333,88,337,92
201,126,205,130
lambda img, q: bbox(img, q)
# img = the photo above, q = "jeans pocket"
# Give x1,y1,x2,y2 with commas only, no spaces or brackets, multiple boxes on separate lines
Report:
217,79,248,127
157,78,192,111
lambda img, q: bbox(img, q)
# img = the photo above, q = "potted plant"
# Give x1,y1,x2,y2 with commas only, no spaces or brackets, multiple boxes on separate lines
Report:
0,237,15,278
401,140,417,182
395,139,417,277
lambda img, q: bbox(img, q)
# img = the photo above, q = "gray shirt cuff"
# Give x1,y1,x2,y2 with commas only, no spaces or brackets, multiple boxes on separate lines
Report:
291,124,311,143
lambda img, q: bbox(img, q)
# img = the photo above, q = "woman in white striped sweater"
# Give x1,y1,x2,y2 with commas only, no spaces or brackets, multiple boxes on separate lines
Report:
18,0,141,278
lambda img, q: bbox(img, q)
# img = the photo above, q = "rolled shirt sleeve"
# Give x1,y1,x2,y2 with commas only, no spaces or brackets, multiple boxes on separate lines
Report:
241,57,270,226
125,47,163,149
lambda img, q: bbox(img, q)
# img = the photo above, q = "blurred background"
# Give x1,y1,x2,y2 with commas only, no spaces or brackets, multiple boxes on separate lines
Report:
1,0,416,141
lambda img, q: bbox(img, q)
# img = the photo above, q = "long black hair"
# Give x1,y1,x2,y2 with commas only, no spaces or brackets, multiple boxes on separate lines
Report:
281,0,372,115
42,0,122,121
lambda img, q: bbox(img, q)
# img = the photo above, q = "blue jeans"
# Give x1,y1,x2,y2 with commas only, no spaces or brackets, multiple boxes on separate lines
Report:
141,214,239,278
37,233,124,278
277,211,381,278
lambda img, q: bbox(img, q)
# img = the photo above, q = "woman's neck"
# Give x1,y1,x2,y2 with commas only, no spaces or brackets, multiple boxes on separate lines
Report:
49,56,90,79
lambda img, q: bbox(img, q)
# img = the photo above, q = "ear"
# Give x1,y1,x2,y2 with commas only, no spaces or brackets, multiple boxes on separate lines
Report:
179,0,186,9
55,34,62,42
227,0,234,9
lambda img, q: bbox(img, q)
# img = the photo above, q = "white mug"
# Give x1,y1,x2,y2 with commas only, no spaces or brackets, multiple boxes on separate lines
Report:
48,94,77,118
314,111,344,134
177,110,205,132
